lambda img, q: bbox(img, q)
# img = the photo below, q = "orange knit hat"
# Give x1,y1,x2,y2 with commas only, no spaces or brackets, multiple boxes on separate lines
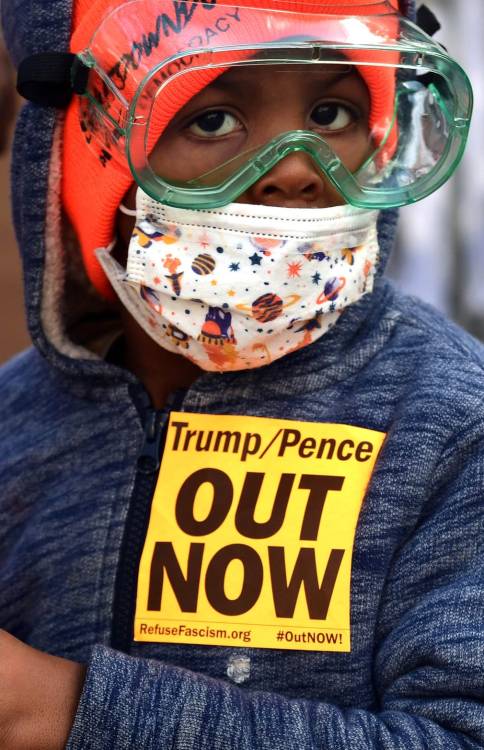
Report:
63,0,400,299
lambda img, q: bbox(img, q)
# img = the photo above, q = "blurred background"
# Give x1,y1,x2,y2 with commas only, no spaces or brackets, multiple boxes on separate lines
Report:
1,0,483,364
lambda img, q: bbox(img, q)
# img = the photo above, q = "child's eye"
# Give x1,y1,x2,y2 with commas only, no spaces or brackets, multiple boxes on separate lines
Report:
311,103,355,132
187,111,242,138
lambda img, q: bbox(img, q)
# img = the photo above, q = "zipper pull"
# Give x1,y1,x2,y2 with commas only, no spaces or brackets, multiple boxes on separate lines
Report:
137,410,168,475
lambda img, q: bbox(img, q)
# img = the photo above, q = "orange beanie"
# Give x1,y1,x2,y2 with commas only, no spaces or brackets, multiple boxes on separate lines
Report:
63,0,400,299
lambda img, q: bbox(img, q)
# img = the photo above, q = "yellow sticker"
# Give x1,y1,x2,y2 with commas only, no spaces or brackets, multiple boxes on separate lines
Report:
134,412,385,652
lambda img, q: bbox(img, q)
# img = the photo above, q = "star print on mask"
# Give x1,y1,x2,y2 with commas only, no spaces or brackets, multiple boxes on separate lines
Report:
249,253,262,266
287,261,303,278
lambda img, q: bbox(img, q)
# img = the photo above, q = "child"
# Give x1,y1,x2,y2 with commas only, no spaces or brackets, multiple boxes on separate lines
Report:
1,0,484,748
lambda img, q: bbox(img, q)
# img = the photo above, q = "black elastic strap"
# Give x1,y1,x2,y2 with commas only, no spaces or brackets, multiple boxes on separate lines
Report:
17,52,89,108
417,5,442,37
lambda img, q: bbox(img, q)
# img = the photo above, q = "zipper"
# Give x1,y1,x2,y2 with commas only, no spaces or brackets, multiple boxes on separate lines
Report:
137,409,166,476
111,391,184,652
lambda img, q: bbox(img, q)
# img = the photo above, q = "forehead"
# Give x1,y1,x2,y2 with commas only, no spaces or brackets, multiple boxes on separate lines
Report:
194,62,369,97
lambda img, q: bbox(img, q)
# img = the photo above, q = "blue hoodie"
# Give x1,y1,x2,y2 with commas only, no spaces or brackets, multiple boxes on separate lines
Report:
2,1,484,748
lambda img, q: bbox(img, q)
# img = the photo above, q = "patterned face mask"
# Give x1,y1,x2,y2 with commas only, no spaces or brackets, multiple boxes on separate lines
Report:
97,189,379,372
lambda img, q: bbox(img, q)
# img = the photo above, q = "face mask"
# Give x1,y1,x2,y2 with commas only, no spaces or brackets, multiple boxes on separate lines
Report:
97,189,379,372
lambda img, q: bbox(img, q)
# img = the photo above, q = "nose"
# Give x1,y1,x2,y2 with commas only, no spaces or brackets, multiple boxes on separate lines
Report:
244,151,342,209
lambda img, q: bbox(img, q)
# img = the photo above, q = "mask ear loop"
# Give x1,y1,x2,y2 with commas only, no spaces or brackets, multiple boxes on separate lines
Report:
110,203,137,256
119,203,137,217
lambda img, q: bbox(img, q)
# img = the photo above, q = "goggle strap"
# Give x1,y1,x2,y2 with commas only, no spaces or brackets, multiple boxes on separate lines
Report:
416,5,442,38
17,52,89,107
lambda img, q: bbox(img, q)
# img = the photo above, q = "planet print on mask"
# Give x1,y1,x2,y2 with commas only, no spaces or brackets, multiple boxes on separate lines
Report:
140,285,162,314
250,237,285,256
316,277,346,305
236,294,300,323
191,254,216,276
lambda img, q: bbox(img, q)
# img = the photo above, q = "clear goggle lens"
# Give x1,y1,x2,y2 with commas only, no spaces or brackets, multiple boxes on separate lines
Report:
77,2,473,208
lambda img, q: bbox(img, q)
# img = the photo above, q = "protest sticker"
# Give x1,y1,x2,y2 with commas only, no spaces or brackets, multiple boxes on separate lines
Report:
134,412,385,652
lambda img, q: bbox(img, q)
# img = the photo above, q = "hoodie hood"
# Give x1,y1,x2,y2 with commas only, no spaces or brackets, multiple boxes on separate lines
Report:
1,0,416,385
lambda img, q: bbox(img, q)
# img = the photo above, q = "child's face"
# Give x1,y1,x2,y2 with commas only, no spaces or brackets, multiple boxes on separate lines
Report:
150,64,371,209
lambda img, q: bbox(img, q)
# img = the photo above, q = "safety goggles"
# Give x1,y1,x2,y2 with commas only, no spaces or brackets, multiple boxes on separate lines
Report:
24,0,474,210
